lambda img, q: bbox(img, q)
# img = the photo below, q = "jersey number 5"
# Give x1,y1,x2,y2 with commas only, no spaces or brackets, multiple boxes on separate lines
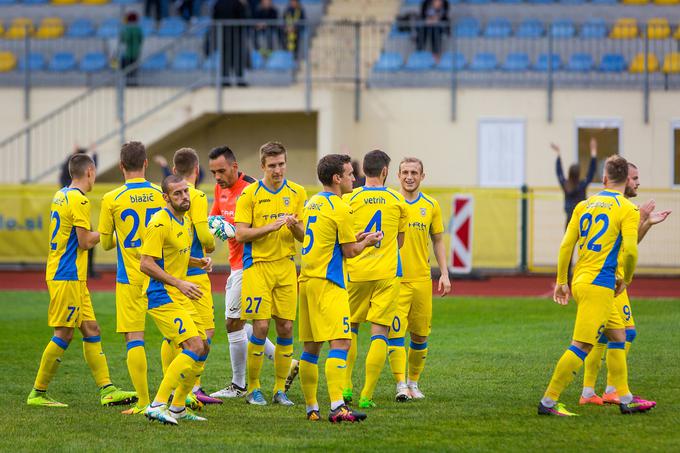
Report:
301,216,317,255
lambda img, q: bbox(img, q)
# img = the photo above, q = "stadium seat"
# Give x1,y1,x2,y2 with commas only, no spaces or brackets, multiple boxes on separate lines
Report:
0,51,17,72
19,52,46,71
80,51,108,72
581,18,607,39
250,50,264,70
5,18,34,40
111,0,137,4
265,50,295,71
171,51,199,71
654,0,679,4
66,18,95,38
470,52,497,71
82,0,110,4
52,0,79,5
502,52,530,71
591,0,617,3
496,0,522,4
141,52,168,71
517,19,544,39
622,0,648,4
202,53,217,70
464,0,491,4
484,18,512,39
455,17,480,38
610,18,638,39
647,18,670,40
0,0,18,5
140,17,155,37
35,17,64,40
436,51,465,71
662,53,680,73
528,0,554,3
559,0,586,4
599,53,626,72
190,16,211,37
404,51,436,71
550,20,575,39
567,53,593,72
97,19,120,39
373,52,403,72
534,53,561,71
629,53,659,73
24,0,48,4
158,17,186,38
48,52,76,72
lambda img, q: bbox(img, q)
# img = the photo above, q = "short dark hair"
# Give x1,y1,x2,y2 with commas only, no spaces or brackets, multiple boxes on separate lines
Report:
173,147,199,177
259,141,286,165
208,145,236,162
120,141,146,171
604,155,629,184
161,174,185,194
363,149,391,178
317,154,351,186
69,153,95,179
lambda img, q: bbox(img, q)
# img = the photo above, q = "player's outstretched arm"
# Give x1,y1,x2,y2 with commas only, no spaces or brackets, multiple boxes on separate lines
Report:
431,233,451,296
234,219,286,243
341,231,384,258
140,254,203,300
75,227,100,250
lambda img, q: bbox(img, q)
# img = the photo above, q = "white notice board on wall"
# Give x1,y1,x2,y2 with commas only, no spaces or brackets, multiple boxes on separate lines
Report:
478,119,525,187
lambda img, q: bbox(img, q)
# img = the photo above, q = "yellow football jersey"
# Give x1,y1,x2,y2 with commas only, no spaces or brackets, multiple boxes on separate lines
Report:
98,178,165,285
343,186,408,282
186,183,214,277
563,190,640,290
141,208,193,309
400,192,444,282
234,179,307,269
46,188,92,282
299,192,357,288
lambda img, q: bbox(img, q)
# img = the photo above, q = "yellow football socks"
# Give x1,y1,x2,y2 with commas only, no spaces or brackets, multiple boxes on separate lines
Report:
408,340,428,383
33,336,68,391
160,338,180,375
606,342,630,397
582,339,607,389
170,360,204,409
388,338,406,383
360,335,388,400
154,350,197,405
274,337,294,394
544,345,587,401
299,352,319,408
344,328,358,392
326,349,348,407
82,336,111,388
126,340,149,407
247,335,266,390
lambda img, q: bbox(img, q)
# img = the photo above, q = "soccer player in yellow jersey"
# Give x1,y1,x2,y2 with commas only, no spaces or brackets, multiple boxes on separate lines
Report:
235,142,307,406
28,154,137,408
98,141,166,415
298,154,382,423
341,150,408,409
538,155,654,416
580,163,670,406
388,157,451,402
141,175,212,424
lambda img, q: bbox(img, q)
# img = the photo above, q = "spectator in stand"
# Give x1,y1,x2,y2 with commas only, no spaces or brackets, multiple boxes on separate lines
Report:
552,138,598,228
253,0,279,57
212,0,248,86
416,0,449,62
119,12,143,85
283,0,305,59
145,0,169,22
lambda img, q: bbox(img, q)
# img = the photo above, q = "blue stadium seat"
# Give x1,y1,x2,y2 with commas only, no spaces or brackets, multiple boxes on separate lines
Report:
190,16,211,37
465,0,491,4
591,0,617,3
140,17,155,37
600,53,626,72
66,19,95,38
470,52,497,71
265,50,295,71
97,19,120,39
171,51,199,71
550,20,575,39
404,51,436,71
559,0,586,3
0,0,18,5
158,17,185,38
250,50,264,70
567,53,593,72
48,52,76,72
389,23,410,39
436,51,465,71
528,0,554,3
534,53,561,71
581,18,606,39
517,19,544,38
202,53,217,70
141,53,168,71
485,18,512,38
373,51,404,72
19,52,45,71
455,17,480,38
497,0,522,3
23,0,48,4
502,52,530,71
79,52,108,72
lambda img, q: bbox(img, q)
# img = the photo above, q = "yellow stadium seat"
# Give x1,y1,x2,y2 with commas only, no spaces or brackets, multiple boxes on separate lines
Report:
623,0,649,4
648,18,670,39
610,18,638,39
654,0,678,4
82,0,109,4
629,53,659,73
663,53,680,73
35,17,64,39
4,18,34,40
52,0,79,5
0,52,17,72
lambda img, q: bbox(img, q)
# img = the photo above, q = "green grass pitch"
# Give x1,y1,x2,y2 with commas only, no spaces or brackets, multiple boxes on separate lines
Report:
2,290,679,452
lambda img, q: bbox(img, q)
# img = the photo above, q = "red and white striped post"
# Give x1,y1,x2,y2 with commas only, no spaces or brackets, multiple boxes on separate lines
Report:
449,195,473,274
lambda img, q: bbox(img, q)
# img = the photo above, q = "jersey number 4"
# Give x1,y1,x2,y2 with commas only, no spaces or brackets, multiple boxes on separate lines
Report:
365,210,382,248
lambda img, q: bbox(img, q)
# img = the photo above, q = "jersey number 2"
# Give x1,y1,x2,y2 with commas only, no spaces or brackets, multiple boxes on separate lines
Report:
120,207,162,249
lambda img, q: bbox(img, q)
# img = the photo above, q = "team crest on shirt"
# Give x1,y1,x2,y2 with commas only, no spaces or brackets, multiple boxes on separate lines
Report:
283,197,290,206
420,208,427,217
